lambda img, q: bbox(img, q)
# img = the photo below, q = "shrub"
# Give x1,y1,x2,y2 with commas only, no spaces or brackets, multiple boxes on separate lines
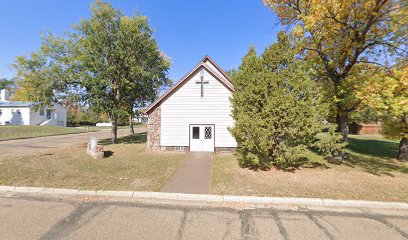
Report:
313,124,345,158
230,32,329,169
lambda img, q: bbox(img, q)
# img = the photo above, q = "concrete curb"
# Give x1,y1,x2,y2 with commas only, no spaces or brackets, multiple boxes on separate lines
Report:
1,186,407,209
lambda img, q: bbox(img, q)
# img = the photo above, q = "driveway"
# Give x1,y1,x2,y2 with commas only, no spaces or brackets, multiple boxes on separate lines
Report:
0,192,407,240
0,128,146,158
161,152,213,194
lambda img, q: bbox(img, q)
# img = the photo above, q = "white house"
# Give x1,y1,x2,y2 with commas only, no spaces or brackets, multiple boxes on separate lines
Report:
135,114,148,124
0,89,67,127
144,55,237,152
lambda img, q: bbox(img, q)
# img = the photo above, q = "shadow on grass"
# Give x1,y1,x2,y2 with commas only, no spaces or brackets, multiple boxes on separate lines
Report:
104,150,114,158
100,132,147,145
339,136,408,176
303,161,330,170
240,156,329,173
238,136,407,176
344,154,408,176
292,153,407,176
346,137,399,159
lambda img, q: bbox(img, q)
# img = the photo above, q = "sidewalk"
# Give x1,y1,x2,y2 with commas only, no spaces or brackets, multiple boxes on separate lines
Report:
161,152,213,194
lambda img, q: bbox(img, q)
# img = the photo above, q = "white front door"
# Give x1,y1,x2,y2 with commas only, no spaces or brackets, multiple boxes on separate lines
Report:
190,125,214,152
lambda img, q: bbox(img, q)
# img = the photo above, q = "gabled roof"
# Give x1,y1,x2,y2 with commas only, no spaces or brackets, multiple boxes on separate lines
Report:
144,55,234,114
202,55,232,83
0,101,33,107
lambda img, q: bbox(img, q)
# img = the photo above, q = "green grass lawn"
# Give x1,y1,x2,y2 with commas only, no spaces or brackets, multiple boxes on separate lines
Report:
0,133,184,191
211,134,408,202
0,126,93,141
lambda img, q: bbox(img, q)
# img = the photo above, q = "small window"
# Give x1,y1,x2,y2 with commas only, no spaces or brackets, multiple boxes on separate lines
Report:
0,109,2,116
205,127,212,139
192,127,200,139
39,109,44,116
46,109,52,119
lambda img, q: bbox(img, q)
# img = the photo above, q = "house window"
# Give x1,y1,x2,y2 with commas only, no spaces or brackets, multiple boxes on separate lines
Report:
46,110,52,119
39,109,44,116
0,109,2,116
205,127,212,139
192,127,200,139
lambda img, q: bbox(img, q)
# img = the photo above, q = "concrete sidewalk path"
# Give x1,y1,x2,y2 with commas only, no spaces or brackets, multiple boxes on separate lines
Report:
161,152,213,194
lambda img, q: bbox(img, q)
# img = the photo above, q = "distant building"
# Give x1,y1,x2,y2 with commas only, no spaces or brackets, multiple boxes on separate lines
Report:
0,89,67,127
135,114,148,123
349,122,381,135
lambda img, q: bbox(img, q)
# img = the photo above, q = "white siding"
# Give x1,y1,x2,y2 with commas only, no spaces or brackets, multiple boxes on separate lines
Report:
203,59,229,83
161,67,237,148
0,107,30,125
30,103,67,127
29,109,45,125
0,103,67,127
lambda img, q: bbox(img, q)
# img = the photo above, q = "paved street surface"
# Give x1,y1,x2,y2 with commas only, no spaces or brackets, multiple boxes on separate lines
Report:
161,152,213,194
0,128,145,158
0,192,407,240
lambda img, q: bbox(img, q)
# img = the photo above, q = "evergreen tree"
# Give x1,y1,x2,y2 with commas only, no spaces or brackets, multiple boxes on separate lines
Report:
230,32,329,169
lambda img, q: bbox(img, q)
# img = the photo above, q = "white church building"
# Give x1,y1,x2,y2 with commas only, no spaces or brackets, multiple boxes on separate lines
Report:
145,55,237,152
0,89,67,127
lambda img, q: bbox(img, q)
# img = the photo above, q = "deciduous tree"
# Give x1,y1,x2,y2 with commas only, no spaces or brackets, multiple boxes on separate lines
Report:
264,0,408,146
13,1,170,143
356,59,408,160
0,78,14,91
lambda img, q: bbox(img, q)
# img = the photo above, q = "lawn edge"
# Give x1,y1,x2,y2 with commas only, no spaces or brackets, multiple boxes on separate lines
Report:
0,129,100,142
1,185,407,209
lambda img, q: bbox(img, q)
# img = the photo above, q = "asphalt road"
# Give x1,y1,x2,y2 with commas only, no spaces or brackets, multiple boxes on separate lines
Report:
0,128,145,158
0,192,407,240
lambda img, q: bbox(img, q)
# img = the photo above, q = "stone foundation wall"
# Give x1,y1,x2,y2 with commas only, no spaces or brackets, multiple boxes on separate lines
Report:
160,146,189,152
157,145,235,153
147,106,161,151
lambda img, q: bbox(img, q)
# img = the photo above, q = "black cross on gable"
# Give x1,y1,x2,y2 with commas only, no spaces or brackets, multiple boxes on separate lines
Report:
196,69,209,97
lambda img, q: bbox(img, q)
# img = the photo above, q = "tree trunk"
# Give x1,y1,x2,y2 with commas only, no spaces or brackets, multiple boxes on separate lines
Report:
332,76,350,144
111,84,121,144
397,137,408,161
335,109,349,159
111,117,118,144
336,112,349,143
129,114,135,135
